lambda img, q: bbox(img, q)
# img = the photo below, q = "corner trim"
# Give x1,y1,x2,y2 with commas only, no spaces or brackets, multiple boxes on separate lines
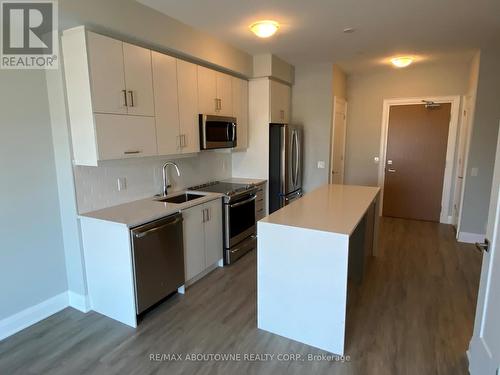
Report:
0,292,68,341
68,291,90,313
458,231,485,244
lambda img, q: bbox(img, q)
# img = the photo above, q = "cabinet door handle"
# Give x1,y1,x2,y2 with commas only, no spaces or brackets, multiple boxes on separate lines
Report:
214,98,219,111
124,150,141,155
206,208,210,222
181,134,186,148
122,89,128,107
218,99,222,111
128,90,134,107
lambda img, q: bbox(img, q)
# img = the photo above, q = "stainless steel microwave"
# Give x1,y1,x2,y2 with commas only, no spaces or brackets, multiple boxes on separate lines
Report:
199,114,237,150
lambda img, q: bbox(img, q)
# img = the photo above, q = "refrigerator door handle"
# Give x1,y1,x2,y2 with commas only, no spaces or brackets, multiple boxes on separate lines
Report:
293,130,300,189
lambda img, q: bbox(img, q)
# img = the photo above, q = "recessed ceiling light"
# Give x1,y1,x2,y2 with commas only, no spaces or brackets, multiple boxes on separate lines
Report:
249,20,280,38
343,27,356,33
391,56,414,68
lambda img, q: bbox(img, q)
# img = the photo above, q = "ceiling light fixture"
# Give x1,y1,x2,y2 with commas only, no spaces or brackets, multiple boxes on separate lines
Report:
343,27,356,33
391,56,414,68
249,20,280,38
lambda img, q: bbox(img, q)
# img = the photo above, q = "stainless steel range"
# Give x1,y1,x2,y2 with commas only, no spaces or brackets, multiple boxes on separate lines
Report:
190,181,257,264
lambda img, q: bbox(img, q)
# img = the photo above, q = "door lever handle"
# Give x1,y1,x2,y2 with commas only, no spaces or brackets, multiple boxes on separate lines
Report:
387,168,396,173
475,239,489,253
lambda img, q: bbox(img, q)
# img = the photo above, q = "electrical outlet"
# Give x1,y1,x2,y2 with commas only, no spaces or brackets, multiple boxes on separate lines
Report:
117,177,127,191
317,161,326,169
471,167,479,177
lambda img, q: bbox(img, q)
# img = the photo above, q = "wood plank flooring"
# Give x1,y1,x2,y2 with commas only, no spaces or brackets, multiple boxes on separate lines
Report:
0,218,482,375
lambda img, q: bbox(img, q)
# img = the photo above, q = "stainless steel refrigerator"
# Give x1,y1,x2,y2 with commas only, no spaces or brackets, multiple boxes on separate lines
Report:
269,124,303,214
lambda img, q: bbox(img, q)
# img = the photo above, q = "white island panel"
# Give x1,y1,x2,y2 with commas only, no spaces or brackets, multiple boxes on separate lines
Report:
257,222,349,355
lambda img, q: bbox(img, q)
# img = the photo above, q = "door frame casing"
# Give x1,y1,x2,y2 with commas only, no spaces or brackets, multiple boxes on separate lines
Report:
377,96,461,223
329,96,348,184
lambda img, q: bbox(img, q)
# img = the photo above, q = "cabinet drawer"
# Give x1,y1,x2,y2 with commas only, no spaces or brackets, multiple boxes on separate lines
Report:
256,207,265,221
95,114,157,160
256,198,264,212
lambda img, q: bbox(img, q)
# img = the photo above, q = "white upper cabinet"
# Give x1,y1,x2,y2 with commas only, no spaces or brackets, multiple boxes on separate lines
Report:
270,80,291,124
62,26,248,164
94,114,157,160
232,77,249,150
216,72,233,116
197,65,217,114
122,43,155,116
197,66,233,116
62,27,158,165
86,32,127,115
152,51,181,155
177,60,200,154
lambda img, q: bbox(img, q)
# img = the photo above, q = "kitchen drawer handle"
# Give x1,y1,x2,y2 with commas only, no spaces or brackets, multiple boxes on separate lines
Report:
230,194,256,208
124,150,142,155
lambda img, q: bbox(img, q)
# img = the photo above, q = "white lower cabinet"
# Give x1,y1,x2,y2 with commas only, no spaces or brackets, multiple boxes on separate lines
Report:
183,199,223,282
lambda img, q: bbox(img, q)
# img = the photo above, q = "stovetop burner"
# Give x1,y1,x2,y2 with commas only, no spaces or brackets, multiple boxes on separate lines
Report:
189,181,254,196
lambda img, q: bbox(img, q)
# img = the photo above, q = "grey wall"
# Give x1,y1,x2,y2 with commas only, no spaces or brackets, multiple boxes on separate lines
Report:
460,49,500,234
292,64,333,192
59,0,253,77
0,70,67,319
345,61,471,186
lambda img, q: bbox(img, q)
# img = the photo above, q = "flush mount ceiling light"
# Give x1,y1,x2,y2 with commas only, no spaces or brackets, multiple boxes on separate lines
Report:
249,20,280,38
391,56,414,68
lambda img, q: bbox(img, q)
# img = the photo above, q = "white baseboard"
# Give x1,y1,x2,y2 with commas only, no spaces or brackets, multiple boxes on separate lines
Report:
68,291,90,313
458,231,485,244
440,215,454,224
0,292,68,341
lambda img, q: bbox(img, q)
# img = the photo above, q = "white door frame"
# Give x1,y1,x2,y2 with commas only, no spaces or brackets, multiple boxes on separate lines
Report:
377,96,461,223
467,120,500,375
329,96,347,184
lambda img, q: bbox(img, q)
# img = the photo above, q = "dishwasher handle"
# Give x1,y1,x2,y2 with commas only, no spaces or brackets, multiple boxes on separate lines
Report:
133,216,183,239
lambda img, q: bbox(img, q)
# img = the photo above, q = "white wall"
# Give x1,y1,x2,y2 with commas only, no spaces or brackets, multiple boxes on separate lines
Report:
332,64,347,99
0,70,68,320
460,49,500,235
345,60,471,186
74,152,231,213
292,64,333,192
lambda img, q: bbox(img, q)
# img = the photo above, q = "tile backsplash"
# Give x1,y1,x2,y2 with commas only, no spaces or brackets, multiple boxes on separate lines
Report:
74,151,231,213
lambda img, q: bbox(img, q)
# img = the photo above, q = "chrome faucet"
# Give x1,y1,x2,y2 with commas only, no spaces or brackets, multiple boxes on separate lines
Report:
162,161,181,196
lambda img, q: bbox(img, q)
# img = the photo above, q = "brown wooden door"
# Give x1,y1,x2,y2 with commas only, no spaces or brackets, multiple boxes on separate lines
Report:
383,103,451,222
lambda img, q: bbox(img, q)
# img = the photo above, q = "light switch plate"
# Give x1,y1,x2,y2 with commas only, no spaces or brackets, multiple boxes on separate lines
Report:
117,177,127,191
317,161,326,169
471,167,479,177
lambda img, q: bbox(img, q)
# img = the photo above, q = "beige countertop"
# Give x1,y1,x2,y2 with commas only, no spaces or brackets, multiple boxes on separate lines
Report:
260,184,380,235
222,177,267,186
79,191,223,228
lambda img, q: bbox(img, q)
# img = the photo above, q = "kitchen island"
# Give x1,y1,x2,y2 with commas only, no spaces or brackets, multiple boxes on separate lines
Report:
257,184,380,355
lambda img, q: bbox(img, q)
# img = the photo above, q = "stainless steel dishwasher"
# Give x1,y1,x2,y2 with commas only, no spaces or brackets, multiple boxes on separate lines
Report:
131,212,185,314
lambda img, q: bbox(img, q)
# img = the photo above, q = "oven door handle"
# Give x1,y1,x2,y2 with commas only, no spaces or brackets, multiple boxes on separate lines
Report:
229,194,257,208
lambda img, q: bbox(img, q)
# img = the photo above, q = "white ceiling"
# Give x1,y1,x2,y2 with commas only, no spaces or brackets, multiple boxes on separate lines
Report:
137,0,500,72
